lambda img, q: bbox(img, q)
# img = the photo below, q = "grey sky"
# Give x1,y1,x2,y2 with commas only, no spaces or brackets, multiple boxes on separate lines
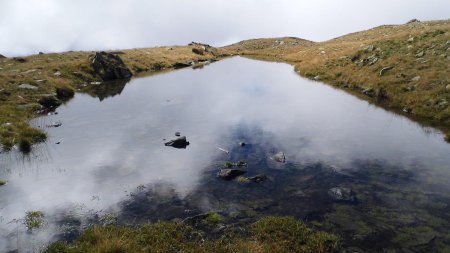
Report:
0,0,449,56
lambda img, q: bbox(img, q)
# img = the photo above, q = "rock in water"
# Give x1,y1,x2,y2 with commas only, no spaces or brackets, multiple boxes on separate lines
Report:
164,136,190,148
91,52,132,81
272,152,286,163
56,87,75,100
248,174,268,183
218,169,246,180
38,95,62,108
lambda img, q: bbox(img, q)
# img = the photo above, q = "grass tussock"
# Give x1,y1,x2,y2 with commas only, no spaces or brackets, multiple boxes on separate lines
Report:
44,216,339,253
24,210,45,231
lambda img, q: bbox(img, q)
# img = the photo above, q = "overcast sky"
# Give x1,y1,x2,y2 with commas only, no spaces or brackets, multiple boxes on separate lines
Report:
0,0,449,56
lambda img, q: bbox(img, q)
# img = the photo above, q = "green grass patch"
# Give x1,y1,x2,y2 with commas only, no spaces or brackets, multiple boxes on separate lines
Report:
44,216,339,253
203,212,223,225
24,211,45,231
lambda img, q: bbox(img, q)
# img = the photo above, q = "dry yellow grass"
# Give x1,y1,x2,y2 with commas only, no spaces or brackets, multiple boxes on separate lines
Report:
223,19,450,140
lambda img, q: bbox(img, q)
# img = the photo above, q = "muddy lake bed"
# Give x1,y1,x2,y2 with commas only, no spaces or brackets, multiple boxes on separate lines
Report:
1,57,450,252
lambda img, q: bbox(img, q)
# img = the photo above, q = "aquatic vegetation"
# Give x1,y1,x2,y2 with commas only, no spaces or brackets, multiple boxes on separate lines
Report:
224,161,234,168
24,211,45,231
237,176,250,184
44,216,339,253
203,212,223,225
0,180,6,186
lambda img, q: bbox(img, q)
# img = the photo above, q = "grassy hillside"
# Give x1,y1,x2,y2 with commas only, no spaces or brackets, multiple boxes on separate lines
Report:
223,19,450,140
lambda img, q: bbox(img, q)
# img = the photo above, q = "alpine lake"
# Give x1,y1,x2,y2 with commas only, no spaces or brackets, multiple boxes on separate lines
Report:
1,57,450,252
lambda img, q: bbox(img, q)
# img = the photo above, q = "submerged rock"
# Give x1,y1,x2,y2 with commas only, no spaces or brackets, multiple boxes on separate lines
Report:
164,136,189,148
91,51,132,80
218,169,246,180
47,121,62,128
272,152,286,163
248,174,268,183
328,187,357,203
236,161,247,167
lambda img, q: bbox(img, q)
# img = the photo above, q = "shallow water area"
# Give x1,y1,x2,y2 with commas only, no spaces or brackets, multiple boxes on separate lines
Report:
1,57,450,252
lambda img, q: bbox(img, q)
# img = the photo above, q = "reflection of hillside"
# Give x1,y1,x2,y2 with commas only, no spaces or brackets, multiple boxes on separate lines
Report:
83,79,130,101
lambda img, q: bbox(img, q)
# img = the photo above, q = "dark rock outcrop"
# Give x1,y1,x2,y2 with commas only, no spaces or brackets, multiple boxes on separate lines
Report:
0,54,6,58
56,87,75,100
91,52,132,81
192,48,205,55
407,19,420,24
13,57,26,63
38,95,62,108
164,136,190,148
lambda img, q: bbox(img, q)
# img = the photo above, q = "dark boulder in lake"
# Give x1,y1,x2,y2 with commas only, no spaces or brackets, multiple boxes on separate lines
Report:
56,87,75,100
38,95,62,108
164,136,190,149
91,52,132,81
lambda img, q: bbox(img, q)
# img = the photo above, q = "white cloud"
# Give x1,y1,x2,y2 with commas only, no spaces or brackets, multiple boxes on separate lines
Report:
0,0,449,56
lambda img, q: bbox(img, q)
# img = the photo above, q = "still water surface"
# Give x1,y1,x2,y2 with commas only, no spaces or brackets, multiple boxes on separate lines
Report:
1,57,450,252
